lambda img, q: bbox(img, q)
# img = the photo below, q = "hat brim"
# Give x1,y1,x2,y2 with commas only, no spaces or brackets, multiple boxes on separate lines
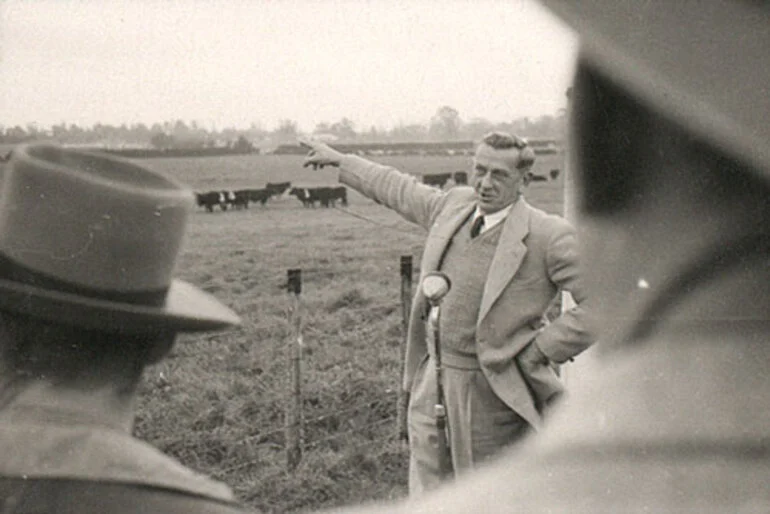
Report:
0,278,241,333
542,0,770,175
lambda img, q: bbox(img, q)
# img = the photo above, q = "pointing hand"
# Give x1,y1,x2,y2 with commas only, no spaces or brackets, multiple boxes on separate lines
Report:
299,138,344,170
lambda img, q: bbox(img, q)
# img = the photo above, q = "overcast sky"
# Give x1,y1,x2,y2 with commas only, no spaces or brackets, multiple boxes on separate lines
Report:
1,0,577,132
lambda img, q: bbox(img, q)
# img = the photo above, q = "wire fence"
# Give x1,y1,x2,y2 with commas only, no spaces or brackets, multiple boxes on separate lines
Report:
274,260,412,471
139,256,415,478
332,205,425,238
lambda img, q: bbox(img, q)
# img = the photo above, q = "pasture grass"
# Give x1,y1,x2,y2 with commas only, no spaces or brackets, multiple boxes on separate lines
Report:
133,153,565,513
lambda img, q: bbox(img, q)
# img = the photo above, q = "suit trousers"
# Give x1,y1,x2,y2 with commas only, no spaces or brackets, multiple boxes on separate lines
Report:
407,352,530,495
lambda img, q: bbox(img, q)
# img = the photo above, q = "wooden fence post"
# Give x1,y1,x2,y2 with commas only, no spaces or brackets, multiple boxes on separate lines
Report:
286,268,303,470
396,255,413,441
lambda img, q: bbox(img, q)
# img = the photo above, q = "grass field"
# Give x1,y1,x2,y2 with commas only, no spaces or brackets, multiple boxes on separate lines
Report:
132,152,566,513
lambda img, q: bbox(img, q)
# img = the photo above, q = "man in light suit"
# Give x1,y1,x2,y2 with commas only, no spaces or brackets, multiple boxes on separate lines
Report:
320,1,770,512
301,132,594,494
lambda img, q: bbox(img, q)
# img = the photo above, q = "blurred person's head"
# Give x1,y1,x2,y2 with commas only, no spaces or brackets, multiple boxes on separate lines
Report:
0,143,239,400
540,0,770,346
0,313,175,397
472,131,536,214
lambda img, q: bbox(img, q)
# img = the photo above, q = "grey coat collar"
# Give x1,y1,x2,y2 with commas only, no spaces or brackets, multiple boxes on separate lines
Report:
0,405,235,502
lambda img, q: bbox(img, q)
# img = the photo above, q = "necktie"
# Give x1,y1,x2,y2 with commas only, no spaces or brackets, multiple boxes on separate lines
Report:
470,215,485,238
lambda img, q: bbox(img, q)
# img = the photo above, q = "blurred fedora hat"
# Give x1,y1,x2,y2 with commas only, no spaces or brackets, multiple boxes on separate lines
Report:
0,143,240,333
541,0,770,175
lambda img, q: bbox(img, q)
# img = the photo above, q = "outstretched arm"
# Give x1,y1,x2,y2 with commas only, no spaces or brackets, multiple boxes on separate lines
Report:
300,138,449,231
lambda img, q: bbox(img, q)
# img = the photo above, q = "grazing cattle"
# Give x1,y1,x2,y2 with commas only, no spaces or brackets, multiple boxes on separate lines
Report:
232,190,251,209
453,171,468,185
247,188,272,206
265,181,291,197
550,168,561,180
317,186,348,207
220,190,236,210
289,186,348,208
196,191,227,212
289,187,315,207
422,172,452,188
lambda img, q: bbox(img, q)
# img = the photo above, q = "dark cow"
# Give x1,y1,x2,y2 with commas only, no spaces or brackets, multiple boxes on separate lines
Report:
289,186,348,208
453,171,468,185
265,181,292,197
550,168,561,180
196,191,227,212
317,186,348,207
232,190,251,209
528,173,548,182
289,187,315,207
247,188,272,206
422,172,452,188
220,190,236,210
333,186,348,207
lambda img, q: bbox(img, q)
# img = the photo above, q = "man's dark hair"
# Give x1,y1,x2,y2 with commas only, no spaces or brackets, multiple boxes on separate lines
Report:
479,132,535,170
481,131,528,150
0,312,175,396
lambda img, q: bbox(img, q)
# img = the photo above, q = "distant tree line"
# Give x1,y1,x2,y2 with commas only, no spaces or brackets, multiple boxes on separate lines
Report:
0,106,566,150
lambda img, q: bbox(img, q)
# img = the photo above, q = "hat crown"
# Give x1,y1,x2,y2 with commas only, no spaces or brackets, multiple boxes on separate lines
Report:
542,0,770,175
0,144,194,296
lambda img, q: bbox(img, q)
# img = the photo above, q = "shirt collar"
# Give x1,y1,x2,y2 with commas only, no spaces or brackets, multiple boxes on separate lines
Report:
473,202,514,230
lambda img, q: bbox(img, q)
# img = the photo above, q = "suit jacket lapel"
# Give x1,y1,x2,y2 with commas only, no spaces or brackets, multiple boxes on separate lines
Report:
422,202,476,274
479,199,531,322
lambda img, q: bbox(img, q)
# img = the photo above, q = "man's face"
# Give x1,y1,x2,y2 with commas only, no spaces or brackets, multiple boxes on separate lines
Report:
472,143,527,214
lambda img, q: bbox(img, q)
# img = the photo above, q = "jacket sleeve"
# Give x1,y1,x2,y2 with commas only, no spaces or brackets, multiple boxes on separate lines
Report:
534,220,596,364
337,154,449,231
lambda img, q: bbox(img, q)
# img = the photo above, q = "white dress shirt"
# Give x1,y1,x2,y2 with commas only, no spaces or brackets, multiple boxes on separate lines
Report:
471,203,514,236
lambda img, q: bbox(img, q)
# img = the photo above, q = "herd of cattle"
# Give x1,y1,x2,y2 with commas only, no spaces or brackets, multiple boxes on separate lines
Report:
195,169,560,212
421,168,560,189
195,181,349,212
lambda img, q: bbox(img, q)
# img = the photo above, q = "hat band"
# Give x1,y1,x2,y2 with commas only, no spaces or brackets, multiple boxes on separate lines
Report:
0,253,169,307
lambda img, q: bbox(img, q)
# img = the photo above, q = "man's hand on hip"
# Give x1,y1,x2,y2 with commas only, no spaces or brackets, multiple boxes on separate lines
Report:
299,138,344,170
518,340,550,367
